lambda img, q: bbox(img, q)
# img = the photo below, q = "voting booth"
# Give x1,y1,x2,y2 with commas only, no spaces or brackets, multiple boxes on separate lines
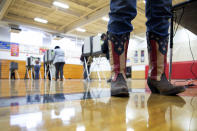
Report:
82,35,107,81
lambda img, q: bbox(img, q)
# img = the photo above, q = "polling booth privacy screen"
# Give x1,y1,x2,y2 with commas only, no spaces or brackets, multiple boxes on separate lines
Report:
83,37,91,56
10,62,18,70
44,52,47,63
26,56,40,67
92,35,102,56
47,49,55,63
44,49,55,63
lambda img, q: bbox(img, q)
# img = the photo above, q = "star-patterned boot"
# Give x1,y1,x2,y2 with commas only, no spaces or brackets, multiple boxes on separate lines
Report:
147,32,185,95
108,32,130,97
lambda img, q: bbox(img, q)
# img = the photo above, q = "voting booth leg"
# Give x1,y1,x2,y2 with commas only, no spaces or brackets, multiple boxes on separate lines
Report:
91,56,106,82
47,70,49,80
63,75,66,81
169,12,174,82
46,64,51,80
9,71,11,80
169,49,173,82
31,68,33,80
84,57,90,81
16,71,20,80
96,56,104,82
49,64,53,81
26,68,30,79
96,65,101,82
89,57,100,81
99,56,107,80
93,56,101,81
44,64,46,79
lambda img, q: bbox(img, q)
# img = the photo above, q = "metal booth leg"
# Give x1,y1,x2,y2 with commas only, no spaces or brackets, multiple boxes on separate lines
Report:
169,11,174,82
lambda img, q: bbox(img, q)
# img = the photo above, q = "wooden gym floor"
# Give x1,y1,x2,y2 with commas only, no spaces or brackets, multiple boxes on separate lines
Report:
0,79,197,131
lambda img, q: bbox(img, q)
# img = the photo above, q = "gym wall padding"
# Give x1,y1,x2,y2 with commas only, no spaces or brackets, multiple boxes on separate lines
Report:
0,59,83,79
145,61,197,79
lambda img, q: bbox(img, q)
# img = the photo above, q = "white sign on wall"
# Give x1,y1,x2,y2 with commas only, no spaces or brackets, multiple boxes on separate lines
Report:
20,45,40,55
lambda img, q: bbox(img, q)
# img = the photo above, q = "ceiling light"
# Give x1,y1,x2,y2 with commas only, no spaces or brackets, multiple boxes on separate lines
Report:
53,1,69,9
76,28,86,32
34,18,48,24
143,0,146,3
102,17,109,22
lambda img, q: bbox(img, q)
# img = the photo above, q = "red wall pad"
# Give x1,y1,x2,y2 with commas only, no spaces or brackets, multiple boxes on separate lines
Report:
145,61,197,79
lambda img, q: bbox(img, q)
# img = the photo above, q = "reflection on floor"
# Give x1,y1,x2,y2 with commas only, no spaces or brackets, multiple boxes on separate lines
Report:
0,79,197,130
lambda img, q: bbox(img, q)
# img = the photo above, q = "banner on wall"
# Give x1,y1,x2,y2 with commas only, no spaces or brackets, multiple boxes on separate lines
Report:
11,43,19,56
0,41,10,50
39,47,48,55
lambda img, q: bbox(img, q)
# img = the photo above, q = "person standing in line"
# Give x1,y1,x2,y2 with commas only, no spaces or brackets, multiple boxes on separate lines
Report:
34,60,40,80
53,46,65,81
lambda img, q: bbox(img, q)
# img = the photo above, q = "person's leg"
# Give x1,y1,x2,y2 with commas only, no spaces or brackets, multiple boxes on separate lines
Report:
37,72,39,79
35,71,39,79
55,63,60,81
35,72,37,79
83,63,87,79
37,71,39,79
87,65,90,73
108,0,137,34
146,0,185,95
48,71,51,80
59,63,64,81
108,0,137,97
13,71,15,79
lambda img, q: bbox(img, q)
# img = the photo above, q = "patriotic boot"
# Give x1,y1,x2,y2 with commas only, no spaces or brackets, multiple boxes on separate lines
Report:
147,32,185,95
108,32,130,97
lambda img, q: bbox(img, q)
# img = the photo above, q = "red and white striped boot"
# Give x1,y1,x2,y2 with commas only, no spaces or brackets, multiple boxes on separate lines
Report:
147,32,185,95
108,32,130,97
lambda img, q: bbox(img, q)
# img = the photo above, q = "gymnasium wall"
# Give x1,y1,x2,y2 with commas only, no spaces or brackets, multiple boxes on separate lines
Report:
129,28,197,79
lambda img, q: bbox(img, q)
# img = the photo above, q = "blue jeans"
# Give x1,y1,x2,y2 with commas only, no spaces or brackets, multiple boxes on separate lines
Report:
108,0,172,37
55,62,64,80
35,71,39,79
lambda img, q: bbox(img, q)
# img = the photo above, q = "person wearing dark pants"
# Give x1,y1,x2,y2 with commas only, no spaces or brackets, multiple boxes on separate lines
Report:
108,0,185,97
34,61,40,80
55,62,64,81
45,64,51,80
53,46,65,81
10,69,16,79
